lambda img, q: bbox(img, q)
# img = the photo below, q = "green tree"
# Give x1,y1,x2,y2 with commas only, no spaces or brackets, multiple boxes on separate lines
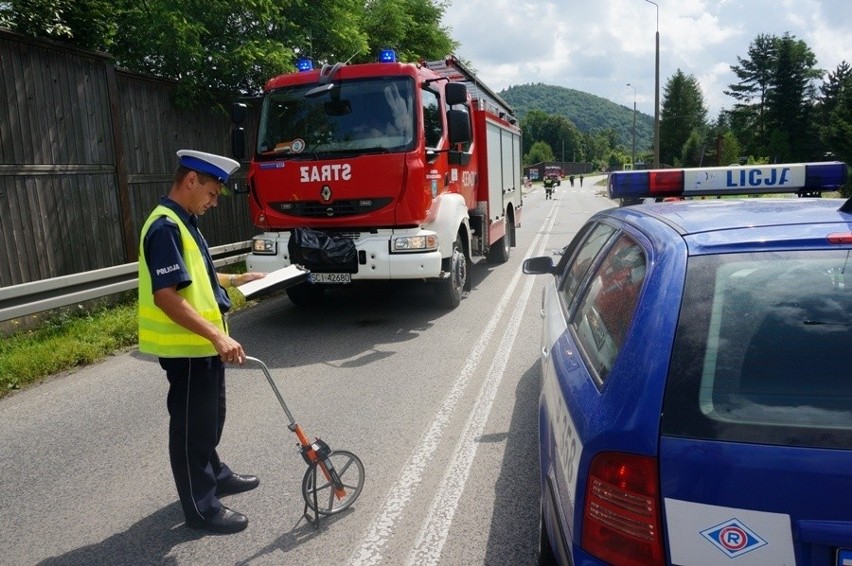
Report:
725,33,777,154
681,129,707,167
521,109,583,163
817,61,852,157
764,33,821,161
361,0,455,63
718,131,742,166
525,141,555,165
288,0,369,64
659,69,708,166
1,0,457,107
823,74,852,196
0,0,114,47
726,33,822,161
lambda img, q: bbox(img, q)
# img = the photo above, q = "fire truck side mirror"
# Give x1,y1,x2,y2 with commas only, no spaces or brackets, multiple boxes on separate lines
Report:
231,127,246,160
447,109,471,145
231,102,248,125
445,83,468,106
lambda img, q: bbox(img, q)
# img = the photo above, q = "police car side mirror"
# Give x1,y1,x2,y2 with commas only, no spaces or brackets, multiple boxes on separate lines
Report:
523,256,556,275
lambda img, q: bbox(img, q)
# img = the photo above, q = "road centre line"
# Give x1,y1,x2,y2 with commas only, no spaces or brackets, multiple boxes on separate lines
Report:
350,195,561,565
405,201,561,565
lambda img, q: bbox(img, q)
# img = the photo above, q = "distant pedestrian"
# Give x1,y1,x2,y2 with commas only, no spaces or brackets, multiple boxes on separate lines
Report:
544,175,554,199
569,174,575,187
580,175,584,187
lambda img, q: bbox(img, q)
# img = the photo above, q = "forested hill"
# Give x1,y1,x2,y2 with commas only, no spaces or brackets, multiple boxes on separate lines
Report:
499,83,654,151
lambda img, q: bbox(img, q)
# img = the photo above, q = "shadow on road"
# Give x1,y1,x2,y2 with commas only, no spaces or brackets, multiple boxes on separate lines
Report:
483,361,541,565
37,503,198,566
199,261,504,373
233,508,353,565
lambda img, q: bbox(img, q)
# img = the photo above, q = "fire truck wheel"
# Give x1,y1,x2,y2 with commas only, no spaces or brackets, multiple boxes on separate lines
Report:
487,222,512,264
286,282,325,307
435,234,467,309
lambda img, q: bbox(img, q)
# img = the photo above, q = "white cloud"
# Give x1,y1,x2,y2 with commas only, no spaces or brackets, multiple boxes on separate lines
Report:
442,0,852,118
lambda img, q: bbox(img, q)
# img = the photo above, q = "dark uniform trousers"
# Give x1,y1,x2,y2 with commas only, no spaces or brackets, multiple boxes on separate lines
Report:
160,356,233,521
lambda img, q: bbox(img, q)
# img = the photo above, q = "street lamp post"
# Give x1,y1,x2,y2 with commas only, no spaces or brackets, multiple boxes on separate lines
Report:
644,0,660,168
626,83,636,168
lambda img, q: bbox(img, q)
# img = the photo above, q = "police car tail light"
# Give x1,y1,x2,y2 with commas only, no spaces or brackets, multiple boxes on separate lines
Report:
827,232,852,244
582,452,664,566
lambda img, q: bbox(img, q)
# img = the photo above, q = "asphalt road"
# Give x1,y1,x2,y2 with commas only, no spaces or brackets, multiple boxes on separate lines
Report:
0,176,614,566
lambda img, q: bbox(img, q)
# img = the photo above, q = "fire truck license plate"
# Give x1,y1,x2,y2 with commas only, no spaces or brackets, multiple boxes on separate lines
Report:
309,273,351,284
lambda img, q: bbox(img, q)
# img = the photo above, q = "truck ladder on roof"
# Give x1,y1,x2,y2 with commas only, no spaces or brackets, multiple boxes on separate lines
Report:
423,56,516,120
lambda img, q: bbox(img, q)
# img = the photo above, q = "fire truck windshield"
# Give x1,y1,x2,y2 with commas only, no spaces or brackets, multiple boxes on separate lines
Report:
256,77,416,159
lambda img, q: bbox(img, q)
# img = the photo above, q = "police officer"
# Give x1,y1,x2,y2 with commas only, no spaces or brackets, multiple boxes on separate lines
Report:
138,150,265,534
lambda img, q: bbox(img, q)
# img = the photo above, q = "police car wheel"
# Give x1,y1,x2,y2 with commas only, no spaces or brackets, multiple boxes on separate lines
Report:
538,511,558,565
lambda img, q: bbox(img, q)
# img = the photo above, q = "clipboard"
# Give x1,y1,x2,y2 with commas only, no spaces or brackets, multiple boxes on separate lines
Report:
236,265,310,300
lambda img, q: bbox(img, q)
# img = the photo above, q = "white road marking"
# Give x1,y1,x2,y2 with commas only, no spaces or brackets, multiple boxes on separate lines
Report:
406,203,560,566
350,196,561,565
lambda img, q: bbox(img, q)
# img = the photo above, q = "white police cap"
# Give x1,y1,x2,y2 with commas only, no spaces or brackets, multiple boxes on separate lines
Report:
176,150,240,184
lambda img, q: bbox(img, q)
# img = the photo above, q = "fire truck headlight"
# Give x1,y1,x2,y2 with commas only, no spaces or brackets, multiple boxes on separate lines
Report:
252,238,277,255
393,234,438,252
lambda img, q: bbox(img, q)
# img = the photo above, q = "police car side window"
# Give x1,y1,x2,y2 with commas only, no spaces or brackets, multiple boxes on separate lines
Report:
570,233,646,383
559,222,617,309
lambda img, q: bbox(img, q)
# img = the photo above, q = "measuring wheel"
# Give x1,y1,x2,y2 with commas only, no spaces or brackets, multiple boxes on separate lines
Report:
302,449,365,515
245,357,366,526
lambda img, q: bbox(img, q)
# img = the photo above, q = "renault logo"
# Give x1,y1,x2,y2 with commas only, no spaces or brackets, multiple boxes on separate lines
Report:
320,185,332,202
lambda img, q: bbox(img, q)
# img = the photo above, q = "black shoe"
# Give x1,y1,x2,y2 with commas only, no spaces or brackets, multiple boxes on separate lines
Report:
185,506,248,534
216,473,260,496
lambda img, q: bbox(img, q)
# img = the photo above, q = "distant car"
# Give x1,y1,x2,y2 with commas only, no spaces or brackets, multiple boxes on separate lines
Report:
525,162,852,565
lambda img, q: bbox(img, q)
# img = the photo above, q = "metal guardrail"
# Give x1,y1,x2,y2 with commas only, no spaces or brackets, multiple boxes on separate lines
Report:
0,241,252,323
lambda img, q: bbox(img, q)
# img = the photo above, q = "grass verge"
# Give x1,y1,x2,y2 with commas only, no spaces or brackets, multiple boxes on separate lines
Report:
0,281,252,400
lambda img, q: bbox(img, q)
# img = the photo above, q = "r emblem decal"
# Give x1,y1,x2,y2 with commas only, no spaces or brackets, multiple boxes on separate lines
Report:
700,518,767,558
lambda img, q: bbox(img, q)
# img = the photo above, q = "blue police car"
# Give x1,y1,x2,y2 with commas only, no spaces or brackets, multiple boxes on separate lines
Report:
524,162,852,565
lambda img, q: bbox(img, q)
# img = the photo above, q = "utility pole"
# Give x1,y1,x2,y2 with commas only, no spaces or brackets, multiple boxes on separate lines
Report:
645,0,660,168
626,83,636,167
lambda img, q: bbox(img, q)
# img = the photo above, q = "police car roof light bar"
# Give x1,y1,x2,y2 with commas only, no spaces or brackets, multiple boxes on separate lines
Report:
608,162,848,199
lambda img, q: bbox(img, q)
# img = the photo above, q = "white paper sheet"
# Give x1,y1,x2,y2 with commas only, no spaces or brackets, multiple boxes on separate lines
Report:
236,265,310,299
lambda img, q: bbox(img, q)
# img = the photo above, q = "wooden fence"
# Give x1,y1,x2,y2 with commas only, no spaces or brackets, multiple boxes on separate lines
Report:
0,29,259,288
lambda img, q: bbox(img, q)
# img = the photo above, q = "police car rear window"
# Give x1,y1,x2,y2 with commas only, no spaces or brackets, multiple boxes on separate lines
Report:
662,250,852,449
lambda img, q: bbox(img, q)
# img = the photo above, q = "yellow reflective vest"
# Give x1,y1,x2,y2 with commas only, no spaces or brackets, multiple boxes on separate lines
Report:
137,205,225,357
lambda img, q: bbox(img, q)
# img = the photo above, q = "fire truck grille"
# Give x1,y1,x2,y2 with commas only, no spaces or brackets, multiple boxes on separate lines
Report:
269,198,392,218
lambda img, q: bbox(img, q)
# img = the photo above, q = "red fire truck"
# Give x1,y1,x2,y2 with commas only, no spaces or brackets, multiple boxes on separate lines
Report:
238,52,522,308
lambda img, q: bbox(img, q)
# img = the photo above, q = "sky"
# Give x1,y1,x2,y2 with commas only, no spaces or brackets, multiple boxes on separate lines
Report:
440,0,852,119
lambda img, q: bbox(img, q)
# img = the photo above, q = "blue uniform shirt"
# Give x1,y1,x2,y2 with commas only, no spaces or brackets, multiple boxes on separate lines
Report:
142,197,231,313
